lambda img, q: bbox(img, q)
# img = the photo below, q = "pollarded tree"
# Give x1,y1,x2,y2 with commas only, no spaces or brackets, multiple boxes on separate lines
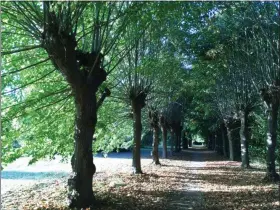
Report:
148,52,189,158
2,1,145,208
210,28,259,166
111,22,156,173
208,1,279,173
148,107,160,165
222,2,280,180
246,2,280,180
165,102,183,154
225,37,259,168
212,78,237,161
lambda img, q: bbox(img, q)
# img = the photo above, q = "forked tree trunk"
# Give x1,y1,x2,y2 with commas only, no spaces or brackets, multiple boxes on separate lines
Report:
224,120,234,161
152,126,160,164
221,124,228,157
161,126,168,158
68,91,97,208
265,101,279,181
239,110,250,168
132,104,142,174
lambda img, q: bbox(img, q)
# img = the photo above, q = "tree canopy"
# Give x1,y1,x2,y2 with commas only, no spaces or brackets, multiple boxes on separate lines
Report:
1,1,280,208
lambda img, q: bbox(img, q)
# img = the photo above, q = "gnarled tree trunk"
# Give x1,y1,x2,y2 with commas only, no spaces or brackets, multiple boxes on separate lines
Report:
68,91,97,208
261,87,280,181
42,9,108,207
239,110,250,168
132,103,143,174
152,125,160,164
68,86,110,208
149,109,160,164
265,101,279,181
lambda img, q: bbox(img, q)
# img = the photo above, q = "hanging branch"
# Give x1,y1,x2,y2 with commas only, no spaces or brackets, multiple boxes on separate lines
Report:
2,69,55,95
1,45,42,56
2,57,50,77
1,86,70,110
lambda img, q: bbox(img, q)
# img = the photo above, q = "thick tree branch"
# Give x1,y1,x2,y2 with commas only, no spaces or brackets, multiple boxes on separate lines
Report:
97,88,111,110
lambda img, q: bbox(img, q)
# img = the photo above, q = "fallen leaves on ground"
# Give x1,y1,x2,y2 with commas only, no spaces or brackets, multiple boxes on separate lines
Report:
194,160,279,210
1,150,279,210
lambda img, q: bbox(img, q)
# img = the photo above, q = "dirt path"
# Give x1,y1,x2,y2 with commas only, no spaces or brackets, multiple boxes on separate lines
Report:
166,149,215,210
166,157,204,209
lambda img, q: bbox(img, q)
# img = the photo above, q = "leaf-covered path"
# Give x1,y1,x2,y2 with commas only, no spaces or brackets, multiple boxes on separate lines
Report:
1,148,279,209
165,149,206,209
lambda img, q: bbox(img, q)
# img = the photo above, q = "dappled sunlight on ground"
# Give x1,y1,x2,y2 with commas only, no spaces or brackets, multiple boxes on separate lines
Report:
1,149,279,209
193,157,279,209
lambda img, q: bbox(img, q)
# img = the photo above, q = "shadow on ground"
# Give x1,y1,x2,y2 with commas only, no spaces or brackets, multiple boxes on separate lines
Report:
3,148,278,210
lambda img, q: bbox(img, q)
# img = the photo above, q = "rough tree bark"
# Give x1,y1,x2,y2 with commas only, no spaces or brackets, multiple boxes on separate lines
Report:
174,123,181,152
265,101,279,180
224,120,234,161
239,110,250,168
132,102,143,174
212,132,216,151
260,87,280,181
170,129,175,155
160,115,168,158
261,87,280,181
42,5,110,207
221,123,228,157
207,133,212,150
182,131,188,150
175,132,179,152
152,126,160,164
162,127,168,158
149,109,160,164
178,125,183,152
68,91,97,208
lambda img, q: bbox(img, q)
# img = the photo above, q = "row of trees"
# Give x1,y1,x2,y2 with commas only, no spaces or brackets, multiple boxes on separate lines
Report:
1,1,199,208
184,2,280,181
2,1,280,208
